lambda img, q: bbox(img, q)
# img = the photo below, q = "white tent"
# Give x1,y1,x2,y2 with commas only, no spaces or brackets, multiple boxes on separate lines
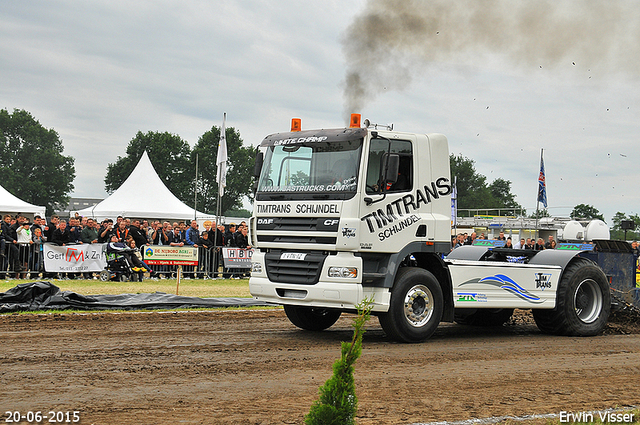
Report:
0,184,46,218
74,151,215,222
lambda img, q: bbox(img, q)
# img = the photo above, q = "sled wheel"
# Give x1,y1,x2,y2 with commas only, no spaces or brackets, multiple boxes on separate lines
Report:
283,305,342,331
532,259,610,336
99,270,110,282
454,308,514,326
379,267,443,343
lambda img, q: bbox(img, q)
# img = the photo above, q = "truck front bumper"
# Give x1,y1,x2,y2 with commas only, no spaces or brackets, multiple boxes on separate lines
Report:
250,250,391,312
249,277,391,312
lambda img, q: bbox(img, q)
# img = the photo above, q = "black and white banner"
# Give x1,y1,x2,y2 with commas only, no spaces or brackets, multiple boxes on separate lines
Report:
222,247,253,269
44,243,107,272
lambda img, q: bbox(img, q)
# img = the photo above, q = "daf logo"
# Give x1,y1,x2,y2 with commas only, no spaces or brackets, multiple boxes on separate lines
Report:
258,218,274,225
324,219,339,226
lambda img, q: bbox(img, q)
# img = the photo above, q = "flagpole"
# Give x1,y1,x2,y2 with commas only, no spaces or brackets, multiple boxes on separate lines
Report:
214,112,228,274
536,148,547,240
193,153,198,221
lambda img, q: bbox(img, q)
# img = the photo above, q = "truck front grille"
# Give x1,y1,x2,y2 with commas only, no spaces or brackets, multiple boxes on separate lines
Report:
257,235,337,244
264,251,327,285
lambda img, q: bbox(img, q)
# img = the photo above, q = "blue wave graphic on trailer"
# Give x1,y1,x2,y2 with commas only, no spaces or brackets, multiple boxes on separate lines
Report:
460,274,545,304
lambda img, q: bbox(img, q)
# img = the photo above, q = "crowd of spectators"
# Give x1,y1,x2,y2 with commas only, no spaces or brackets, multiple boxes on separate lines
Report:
451,231,572,251
0,212,251,279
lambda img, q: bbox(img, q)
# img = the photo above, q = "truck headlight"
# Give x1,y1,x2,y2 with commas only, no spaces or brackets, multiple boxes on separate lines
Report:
252,262,263,273
328,267,357,278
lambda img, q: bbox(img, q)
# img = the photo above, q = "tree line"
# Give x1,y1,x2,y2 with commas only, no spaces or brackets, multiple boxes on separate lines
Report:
0,108,256,217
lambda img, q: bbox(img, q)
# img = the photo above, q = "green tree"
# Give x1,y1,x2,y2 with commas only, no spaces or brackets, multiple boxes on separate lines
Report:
610,211,640,240
571,204,605,222
105,131,193,204
450,154,523,215
529,209,550,219
305,299,372,425
192,126,257,215
488,177,524,214
0,108,75,215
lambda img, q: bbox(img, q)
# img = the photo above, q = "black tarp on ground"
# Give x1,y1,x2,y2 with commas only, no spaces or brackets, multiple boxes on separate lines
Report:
0,281,271,313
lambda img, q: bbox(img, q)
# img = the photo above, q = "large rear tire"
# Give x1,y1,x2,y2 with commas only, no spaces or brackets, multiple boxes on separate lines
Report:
454,308,514,326
283,305,342,331
532,259,610,336
379,267,443,343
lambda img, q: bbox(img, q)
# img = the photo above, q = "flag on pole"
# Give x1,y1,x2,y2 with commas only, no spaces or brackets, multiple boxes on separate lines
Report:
537,149,547,208
216,113,228,196
451,175,457,226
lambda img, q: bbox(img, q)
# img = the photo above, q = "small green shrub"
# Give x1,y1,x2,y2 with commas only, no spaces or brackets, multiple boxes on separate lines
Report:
305,299,373,425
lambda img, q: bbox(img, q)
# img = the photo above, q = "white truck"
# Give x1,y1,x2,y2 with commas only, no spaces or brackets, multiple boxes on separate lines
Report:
248,115,615,342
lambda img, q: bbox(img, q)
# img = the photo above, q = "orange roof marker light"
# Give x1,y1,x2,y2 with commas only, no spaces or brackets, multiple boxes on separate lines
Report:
350,113,361,128
291,118,302,132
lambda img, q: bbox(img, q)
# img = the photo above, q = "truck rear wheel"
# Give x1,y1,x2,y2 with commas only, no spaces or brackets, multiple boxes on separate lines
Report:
379,267,443,343
454,308,514,326
532,260,610,336
283,305,341,331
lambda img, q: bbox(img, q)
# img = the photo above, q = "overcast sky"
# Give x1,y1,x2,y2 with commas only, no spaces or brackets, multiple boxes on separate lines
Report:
2,0,640,223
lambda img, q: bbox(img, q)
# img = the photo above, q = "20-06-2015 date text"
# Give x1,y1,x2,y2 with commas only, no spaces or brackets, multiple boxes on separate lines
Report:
4,411,80,423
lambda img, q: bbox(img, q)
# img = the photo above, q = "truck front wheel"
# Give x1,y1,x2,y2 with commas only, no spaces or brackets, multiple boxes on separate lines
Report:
532,259,610,336
379,267,443,343
283,305,342,331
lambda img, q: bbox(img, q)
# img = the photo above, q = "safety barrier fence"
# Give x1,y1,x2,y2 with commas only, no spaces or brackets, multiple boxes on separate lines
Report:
0,243,251,279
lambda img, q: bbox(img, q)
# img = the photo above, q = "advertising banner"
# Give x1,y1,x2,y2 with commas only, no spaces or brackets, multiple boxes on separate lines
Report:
222,247,253,269
143,245,198,266
44,243,107,272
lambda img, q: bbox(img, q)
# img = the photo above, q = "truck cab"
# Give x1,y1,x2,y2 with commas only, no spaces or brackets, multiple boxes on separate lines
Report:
249,116,612,342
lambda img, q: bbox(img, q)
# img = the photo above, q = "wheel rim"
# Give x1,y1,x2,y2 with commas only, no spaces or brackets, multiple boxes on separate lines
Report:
403,284,434,327
574,278,603,324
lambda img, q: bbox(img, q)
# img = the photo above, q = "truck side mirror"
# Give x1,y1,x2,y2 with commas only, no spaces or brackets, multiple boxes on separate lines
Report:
253,151,263,178
384,153,400,186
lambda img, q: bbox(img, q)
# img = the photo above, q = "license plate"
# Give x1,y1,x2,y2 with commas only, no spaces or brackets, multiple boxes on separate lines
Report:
280,252,307,261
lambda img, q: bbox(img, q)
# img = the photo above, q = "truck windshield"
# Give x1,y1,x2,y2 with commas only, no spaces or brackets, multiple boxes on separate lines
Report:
257,138,362,200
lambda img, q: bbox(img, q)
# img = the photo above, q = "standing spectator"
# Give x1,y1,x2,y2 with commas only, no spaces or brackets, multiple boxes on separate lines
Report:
114,220,130,242
198,231,214,277
68,217,83,244
158,222,171,245
234,226,251,278
184,220,200,278
2,214,22,275
97,219,114,243
534,238,545,250
169,225,185,246
43,215,59,242
185,220,200,247
16,220,33,278
31,215,43,234
51,220,71,246
129,219,149,249
208,221,225,277
31,227,45,278
504,237,513,249
225,224,237,247
234,226,251,249
148,221,160,245
81,218,99,244
544,235,555,249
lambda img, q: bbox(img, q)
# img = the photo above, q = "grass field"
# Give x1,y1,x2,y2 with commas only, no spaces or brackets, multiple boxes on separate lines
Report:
0,276,251,298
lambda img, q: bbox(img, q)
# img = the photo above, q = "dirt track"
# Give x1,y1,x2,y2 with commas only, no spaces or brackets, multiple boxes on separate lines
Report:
1,309,639,425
